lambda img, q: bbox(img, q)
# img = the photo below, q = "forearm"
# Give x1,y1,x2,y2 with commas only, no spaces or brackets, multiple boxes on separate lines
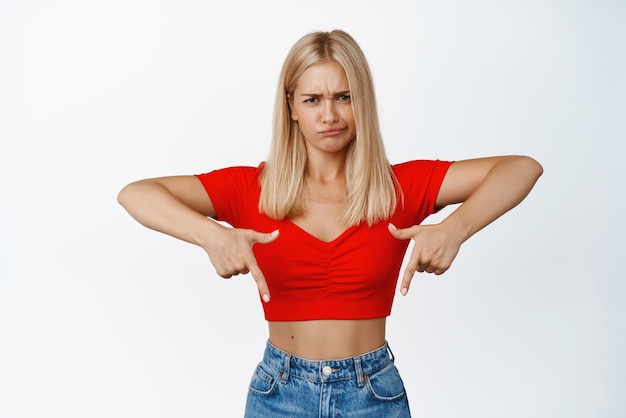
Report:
117,181,220,248
442,156,543,243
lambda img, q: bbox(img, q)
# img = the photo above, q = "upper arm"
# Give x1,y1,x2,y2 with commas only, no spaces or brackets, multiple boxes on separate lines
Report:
435,156,522,208
134,175,217,218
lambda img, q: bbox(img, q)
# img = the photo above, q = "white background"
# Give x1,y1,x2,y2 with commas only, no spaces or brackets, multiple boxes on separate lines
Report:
1,1,624,417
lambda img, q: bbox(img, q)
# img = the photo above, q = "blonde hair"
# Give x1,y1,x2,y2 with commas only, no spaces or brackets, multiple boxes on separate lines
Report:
259,29,398,226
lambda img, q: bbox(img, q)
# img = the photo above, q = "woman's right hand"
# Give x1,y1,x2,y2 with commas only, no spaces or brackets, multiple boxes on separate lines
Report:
118,175,279,302
203,226,280,302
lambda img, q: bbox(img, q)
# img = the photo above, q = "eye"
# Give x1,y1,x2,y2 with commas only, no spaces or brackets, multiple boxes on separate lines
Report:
304,97,319,104
338,94,351,101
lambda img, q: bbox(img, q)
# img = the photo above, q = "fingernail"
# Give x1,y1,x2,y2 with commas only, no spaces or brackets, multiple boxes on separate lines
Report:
262,294,270,303
271,230,279,237
401,288,408,296
388,223,396,231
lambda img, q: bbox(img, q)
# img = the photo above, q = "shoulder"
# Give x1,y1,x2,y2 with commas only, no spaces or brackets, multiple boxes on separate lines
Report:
195,163,264,183
391,160,454,181
390,160,455,216
194,163,265,198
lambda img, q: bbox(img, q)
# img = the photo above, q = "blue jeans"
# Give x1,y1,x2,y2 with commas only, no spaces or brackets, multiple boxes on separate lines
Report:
244,340,411,417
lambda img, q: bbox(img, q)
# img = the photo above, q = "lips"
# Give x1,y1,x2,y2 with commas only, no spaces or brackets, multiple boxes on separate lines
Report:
320,128,344,136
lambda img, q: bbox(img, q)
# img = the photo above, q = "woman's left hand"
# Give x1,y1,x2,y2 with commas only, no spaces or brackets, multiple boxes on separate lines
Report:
388,223,463,295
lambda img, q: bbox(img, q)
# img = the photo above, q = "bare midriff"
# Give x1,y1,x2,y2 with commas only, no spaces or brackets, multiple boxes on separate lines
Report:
268,318,387,360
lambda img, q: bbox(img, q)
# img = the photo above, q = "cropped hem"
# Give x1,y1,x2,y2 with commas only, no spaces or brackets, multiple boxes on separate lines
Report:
262,298,392,321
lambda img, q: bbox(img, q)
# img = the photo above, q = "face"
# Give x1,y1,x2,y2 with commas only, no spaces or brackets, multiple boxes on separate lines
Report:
289,60,356,157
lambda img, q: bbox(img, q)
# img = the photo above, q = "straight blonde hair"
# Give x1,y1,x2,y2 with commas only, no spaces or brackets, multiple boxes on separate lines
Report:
259,30,398,226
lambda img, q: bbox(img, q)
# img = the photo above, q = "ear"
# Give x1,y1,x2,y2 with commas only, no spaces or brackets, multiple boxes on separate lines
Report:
287,93,298,121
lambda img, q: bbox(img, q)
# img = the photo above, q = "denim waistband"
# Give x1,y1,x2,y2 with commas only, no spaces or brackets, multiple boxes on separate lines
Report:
261,340,394,385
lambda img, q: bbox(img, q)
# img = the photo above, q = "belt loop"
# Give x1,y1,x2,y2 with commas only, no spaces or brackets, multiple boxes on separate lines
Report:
386,341,395,363
281,353,291,383
354,356,365,387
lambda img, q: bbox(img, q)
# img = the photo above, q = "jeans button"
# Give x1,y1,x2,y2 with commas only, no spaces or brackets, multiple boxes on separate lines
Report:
322,365,332,376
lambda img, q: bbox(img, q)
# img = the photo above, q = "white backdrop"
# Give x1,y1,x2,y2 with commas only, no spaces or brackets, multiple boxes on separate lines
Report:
1,1,624,417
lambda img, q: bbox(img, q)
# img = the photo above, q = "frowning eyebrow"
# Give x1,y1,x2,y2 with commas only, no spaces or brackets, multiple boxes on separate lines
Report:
299,90,351,97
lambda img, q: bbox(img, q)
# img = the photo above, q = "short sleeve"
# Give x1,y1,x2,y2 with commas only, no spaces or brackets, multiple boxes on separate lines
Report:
392,160,454,223
194,165,261,225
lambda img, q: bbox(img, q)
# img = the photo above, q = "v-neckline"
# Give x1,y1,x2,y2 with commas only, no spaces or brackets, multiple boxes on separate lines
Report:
286,218,357,245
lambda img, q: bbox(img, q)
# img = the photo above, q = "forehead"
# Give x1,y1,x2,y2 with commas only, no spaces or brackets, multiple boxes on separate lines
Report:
294,61,349,93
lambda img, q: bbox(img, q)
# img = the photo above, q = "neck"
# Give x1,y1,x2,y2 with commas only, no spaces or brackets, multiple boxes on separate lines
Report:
305,152,347,183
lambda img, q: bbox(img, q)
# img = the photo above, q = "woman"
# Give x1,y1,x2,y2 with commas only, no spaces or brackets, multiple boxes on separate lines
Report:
118,30,542,417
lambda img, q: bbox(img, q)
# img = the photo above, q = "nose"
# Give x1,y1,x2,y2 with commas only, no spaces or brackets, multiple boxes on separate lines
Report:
320,99,339,124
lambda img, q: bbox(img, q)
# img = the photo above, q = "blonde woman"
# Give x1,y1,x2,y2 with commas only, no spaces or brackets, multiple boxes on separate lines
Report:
118,30,542,417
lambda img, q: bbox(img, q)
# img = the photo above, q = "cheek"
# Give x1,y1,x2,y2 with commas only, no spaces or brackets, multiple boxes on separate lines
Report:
298,112,316,127
344,111,356,130
342,106,355,122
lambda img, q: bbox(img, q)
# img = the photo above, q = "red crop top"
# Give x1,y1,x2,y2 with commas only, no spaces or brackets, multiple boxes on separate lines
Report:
195,160,453,321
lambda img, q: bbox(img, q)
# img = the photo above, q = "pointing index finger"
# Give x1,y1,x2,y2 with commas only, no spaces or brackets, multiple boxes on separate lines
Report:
248,261,270,303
